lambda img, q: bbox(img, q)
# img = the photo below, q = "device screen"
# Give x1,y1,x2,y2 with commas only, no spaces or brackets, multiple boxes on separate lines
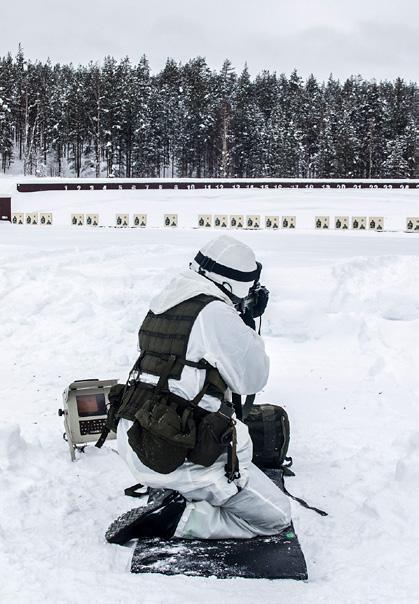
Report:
76,393,107,417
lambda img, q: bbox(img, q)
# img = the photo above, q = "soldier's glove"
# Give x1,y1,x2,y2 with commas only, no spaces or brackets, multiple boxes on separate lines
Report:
247,285,269,319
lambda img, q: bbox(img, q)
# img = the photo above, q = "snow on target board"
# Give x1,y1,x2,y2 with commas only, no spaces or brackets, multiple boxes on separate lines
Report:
130,523,307,580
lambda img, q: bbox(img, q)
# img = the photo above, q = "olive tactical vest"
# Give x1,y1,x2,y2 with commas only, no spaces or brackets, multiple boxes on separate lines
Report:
136,293,227,399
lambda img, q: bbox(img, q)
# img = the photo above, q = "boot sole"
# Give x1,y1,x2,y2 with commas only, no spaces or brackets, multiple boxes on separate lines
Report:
106,501,162,545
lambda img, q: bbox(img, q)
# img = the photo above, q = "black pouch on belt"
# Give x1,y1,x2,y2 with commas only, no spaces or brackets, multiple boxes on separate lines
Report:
188,403,234,467
128,393,197,474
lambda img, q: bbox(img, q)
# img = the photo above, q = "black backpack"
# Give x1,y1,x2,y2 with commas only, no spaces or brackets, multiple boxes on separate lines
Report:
244,402,327,516
244,404,293,473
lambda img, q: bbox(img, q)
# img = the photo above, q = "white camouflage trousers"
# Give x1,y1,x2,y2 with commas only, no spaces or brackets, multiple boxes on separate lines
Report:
117,417,291,539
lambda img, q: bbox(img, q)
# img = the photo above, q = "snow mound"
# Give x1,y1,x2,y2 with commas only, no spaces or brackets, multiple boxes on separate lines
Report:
0,423,27,471
331,255,419,321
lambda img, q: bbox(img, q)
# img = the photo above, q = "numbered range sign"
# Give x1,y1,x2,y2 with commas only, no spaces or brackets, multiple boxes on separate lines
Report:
12,213,25,225
133,214,147,227
71,214,85,226
40,213,53,225
406,217,419,232
315,216,329,229
214,215,228,228
25,212,38,225
265,216,280,229
198,215,212,228
230,215,244,229
164,214,178,227
86,214,99,226
352,216,367,230
116,214,129,227
368,216,384,231
335,216,349,230
246,215,261,229
282,216,296,229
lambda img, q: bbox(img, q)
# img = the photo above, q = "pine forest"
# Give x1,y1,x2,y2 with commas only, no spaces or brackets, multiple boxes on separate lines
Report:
0,48,416,179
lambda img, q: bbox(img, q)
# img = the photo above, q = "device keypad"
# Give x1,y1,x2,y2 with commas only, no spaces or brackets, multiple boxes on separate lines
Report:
79,419,106,435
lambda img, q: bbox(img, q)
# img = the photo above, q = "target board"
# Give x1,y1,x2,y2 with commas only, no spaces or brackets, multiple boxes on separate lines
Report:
315,216,329,229
246,215,261,229
335,216,349,229
133,214,147,227
12,213,24,225
86,214,99,226
116,214,129,227
71,214,85,226
368,217,384,231
230,215,244,229
265,216,280,229
406,217,419,231
214,215,228,228
164,214,178,227
352,216,367,230
40,213,53,225
25,212,38,225
198,215,212,228
282,216,296,229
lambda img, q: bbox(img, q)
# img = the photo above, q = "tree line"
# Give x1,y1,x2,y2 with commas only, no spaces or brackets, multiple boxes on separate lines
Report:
0,47,417,178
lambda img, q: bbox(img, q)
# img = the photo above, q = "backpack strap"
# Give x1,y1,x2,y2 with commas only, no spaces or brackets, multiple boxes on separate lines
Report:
277,470,328,517
242,394,255,420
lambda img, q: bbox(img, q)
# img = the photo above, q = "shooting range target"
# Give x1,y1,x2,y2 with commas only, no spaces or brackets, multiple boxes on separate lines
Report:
352,216,367,230
71,214,85,226
406,217,419,232
214,215,228,228
39,213,53,225
282,216,296,229
133,214,147,227
265,216,280,229
368,217,384,231
335,216,349,230
198,215,212,228
86,214,99,226
12,213,24,225
230,215,244,229
315,216,330,229
116,214,129,227
164,214,178,227
25,212,38,225
246,215,261,229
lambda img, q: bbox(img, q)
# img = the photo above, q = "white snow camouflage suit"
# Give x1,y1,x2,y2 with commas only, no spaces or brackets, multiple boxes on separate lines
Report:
117,267,291,539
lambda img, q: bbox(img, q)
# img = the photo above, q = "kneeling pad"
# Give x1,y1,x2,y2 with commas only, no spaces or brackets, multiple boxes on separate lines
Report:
130,522,307,580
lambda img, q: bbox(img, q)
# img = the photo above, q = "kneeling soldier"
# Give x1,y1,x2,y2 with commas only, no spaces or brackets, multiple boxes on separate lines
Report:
107,235,291,543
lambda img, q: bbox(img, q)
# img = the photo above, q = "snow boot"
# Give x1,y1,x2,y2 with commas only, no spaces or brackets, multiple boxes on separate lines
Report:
105,491,186,545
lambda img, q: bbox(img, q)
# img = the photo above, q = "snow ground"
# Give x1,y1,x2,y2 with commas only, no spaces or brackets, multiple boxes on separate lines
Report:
1,186,419,603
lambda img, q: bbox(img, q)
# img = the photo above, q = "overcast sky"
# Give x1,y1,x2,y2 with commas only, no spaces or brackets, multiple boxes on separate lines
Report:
1,0,418,82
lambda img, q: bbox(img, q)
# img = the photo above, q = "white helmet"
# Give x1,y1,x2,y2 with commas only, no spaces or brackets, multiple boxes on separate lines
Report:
190,235,260,300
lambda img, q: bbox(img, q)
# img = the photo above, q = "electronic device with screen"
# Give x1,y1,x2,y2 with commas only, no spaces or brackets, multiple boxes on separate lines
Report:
59,379,118,461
